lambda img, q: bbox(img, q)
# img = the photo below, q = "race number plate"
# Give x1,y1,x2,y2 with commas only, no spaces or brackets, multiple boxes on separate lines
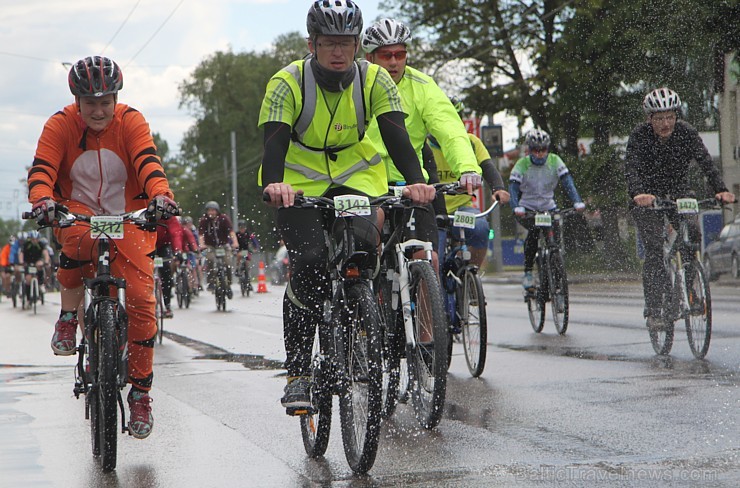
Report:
153,257,164,268
534,213,552,227
391,186,405,197
676,198,699,214
334,195,371,217
214,248,227,258
453,211,476,229
90,216,124,239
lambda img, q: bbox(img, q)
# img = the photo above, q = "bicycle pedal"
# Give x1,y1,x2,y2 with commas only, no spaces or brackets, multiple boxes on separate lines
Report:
286,406,315,416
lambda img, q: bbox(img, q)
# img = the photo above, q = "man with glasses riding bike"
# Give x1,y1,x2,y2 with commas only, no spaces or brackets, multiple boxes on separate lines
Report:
361,18,482,270
510,129,586,289
27,55,178,439
259,0,435,411
625,87,735,331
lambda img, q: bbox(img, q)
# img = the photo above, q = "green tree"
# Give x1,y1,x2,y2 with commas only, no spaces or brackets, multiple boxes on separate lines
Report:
175,32,308,248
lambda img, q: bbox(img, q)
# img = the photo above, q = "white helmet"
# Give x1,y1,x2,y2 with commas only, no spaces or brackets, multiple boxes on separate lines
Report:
643,87,681,115
361,18,412,53
524,128,551,149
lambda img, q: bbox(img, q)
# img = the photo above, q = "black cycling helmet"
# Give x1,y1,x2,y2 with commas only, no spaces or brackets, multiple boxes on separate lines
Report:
68,56,123,98
307,0,363,39
204,201,220,212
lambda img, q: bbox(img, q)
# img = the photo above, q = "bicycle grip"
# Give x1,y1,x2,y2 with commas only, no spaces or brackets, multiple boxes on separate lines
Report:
22,211,34,220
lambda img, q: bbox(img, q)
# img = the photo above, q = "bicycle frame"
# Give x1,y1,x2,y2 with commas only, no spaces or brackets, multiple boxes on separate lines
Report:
656,199,709,321
380,205,433,350
81,232,130,392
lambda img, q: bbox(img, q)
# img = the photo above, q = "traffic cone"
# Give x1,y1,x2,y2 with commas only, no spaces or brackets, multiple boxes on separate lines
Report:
257,260,268,293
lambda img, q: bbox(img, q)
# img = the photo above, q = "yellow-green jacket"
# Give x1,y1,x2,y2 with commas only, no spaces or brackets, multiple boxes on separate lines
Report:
258,59,401,197
365,65,481,184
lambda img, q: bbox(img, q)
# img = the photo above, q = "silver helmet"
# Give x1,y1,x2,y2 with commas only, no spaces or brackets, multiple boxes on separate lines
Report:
307,0,363,38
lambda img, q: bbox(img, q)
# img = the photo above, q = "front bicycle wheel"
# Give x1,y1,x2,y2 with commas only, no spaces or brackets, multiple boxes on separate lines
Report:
460,269,487,377
300,329,332,458
406,261,448,430
685,260,712,359
651,260,677,355
155,281,164,344
337,282,383,474
547,252,569,335
31,278,38,315
216,269,227,311
377,272,401,419
11,280,17,308
96,300,119,472
175,272,184,309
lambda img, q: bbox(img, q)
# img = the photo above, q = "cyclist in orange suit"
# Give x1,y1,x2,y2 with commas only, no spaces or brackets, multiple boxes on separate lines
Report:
27,56,178,439
0,237,11,296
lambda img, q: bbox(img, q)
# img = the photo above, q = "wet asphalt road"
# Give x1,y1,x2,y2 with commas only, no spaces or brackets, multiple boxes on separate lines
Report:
1,278,738,487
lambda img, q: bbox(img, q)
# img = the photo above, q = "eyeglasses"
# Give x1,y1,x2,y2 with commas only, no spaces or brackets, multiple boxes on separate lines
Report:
316,40,355,51
374,50,407,61
529,146,548,153
651,113,677,123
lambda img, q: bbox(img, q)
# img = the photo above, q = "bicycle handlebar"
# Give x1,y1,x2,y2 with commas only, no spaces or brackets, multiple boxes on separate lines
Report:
651,197,723,211
520,207,577,218
22,205,152,229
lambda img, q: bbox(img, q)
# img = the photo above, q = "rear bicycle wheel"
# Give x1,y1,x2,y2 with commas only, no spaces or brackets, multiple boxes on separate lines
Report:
300,329,332,458
526,292,546,333
406,261,448,430
685,260,712,359
97,300,119,472
460,269,487,377
650,320,675,355
337,282,383,474
547,252,569,335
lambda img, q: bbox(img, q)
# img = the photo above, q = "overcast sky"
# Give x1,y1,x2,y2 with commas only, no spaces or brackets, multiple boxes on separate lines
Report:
0,0,387,220
1,0,525,222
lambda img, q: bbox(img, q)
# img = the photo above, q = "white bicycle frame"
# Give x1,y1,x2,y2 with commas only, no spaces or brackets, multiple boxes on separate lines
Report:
393,239,434,350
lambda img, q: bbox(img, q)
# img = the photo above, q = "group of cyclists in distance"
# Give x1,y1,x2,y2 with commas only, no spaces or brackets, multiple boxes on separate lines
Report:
18,0,735,473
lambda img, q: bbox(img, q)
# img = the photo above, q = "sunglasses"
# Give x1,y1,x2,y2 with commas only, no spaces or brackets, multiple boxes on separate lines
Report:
529,146,548,152
375,50,407,61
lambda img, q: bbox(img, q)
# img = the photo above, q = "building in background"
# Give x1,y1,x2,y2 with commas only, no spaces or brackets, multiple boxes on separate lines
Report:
719,51,740,223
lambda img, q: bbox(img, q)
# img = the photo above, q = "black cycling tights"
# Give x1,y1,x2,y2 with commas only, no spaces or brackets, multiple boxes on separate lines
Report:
278,188,380,377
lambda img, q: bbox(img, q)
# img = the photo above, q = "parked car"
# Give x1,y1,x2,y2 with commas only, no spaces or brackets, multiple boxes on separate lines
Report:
703,219,740,281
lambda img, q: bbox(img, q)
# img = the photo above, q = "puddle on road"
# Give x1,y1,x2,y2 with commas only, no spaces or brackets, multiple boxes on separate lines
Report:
164,331,284,370
499,342,629,362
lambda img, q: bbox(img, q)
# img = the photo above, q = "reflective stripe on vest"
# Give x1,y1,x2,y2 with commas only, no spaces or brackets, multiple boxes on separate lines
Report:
285,152,382,186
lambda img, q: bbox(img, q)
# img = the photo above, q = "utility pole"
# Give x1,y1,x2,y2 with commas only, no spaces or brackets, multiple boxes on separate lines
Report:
231,131,238,225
